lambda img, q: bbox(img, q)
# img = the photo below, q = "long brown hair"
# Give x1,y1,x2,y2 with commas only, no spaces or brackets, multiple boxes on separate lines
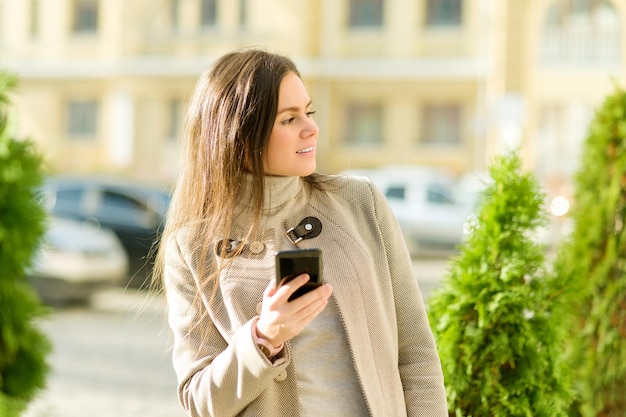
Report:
153,48,322,300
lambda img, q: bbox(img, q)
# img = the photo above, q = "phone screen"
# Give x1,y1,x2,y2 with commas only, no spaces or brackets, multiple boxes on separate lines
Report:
275,249,322,301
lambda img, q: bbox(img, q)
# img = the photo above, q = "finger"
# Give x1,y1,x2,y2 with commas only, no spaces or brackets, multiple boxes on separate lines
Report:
263,276,278,298
290,284,333,320
275,273,310,300
291,282,332,306
292,296,330,331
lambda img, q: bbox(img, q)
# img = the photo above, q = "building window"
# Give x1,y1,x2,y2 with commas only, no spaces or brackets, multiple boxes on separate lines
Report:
72,0,98,33
67,100,98,138
344,102,383,145
30,0,40,37
200,0,218,27
420,104,461,145
425,0,462,27
348,0,383,28
168,99,183,142
240,0,247,27
170,0,180,30
540,0,620,67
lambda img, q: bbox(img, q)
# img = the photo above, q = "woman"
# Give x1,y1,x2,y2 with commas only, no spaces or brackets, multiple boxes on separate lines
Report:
155,48,447,417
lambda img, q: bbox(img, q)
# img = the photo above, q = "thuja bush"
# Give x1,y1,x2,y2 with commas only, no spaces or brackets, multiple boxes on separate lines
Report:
553,84,626,417
0,71,50,416
428,152,572,416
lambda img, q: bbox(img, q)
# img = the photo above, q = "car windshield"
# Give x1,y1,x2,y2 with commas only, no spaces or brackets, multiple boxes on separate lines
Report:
427,184,455,204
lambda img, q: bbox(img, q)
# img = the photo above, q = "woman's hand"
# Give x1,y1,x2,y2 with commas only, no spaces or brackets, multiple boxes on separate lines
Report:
255,274,333,347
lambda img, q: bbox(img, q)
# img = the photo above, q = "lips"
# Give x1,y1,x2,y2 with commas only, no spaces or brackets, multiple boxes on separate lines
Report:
296,146,314,154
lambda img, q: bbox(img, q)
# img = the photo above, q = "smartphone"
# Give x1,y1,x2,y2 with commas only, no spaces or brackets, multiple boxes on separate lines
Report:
275,248,323,301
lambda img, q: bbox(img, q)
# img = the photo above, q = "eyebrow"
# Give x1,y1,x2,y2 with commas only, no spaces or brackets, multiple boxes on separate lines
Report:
277,100,313,114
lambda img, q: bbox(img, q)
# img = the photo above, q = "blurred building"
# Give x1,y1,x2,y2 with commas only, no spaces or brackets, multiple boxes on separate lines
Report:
0,0,624,191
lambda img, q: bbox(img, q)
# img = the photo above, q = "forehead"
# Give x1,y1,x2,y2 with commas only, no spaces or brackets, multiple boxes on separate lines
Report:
277,72,310,107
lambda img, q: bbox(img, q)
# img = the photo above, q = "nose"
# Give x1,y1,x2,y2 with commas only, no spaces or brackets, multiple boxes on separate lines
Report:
301,118,319,139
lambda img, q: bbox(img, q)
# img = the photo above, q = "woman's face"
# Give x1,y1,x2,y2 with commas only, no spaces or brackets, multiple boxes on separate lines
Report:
264,72,319,177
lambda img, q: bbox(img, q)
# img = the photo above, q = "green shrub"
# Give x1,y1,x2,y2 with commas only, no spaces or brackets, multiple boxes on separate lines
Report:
553,84,626,417
0,70,51,416
428,152,572,416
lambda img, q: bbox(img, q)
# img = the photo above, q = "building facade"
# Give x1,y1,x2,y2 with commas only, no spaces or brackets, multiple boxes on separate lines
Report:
1,0,624,193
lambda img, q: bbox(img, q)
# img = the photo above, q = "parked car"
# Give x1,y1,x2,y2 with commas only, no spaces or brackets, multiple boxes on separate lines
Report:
342,166,477,256
28,216,129,304
41,175,171,288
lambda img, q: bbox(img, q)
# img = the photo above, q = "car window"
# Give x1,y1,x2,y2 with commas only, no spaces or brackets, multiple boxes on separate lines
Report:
385,185,406,200
427,184,454,205
49,187,86,216
56,188,84,204
100,190,146,211
96,189,160,229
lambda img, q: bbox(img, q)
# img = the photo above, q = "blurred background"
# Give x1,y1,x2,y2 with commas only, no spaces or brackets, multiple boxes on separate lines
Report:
1,0,624,415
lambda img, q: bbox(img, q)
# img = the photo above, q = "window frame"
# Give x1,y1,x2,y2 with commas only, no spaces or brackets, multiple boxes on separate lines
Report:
167,99,183,143
30,0,40,37
419,103,463,146
539,0,621,67
66,99,99,139
72,0,99,34
343,101,385,146
200,0,218,27
348,0,384,28
425,0,463,27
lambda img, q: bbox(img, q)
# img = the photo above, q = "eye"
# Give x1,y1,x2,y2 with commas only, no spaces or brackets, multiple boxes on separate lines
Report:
306,111,316,117
281,117,296,125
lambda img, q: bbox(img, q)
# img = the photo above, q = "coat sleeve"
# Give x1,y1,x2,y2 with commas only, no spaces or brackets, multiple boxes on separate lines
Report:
368,181,449,416
163,233,289,417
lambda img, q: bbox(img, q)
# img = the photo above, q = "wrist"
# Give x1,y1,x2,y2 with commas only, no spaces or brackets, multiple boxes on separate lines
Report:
252,319,283,359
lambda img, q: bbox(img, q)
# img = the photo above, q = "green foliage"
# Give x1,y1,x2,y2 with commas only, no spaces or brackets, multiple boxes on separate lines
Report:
553,84,626,417
0,70,51,416
428,152,573,416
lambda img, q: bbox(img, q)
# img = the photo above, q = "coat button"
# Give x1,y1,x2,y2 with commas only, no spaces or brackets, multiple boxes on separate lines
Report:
249,241,265,254
274,370,287,382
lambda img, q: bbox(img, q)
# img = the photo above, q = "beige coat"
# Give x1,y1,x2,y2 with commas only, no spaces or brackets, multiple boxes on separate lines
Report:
164,174,448,416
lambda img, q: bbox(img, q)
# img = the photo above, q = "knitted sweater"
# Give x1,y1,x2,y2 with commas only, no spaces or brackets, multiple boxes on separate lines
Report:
164,173,448,417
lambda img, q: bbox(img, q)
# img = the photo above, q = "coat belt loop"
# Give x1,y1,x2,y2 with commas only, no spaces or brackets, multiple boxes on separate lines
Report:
285,216,322,245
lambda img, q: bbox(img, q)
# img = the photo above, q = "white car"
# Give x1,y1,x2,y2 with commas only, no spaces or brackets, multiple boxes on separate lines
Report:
343,166,477,256
28,216,129,304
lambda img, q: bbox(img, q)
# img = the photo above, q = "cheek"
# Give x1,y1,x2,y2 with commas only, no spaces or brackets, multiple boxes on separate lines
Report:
267,133,289,158
265,134,288,172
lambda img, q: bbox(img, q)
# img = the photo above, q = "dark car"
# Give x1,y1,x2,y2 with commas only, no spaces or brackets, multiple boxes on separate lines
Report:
41,175,171,288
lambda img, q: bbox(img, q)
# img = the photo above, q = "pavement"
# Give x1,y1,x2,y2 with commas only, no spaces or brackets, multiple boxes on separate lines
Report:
90,285,167,315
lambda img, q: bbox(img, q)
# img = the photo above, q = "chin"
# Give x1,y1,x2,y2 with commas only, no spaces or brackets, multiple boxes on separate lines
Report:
299,165,316,177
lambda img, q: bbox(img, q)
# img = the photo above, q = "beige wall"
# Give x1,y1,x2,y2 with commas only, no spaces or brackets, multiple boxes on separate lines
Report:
1,0,625,191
